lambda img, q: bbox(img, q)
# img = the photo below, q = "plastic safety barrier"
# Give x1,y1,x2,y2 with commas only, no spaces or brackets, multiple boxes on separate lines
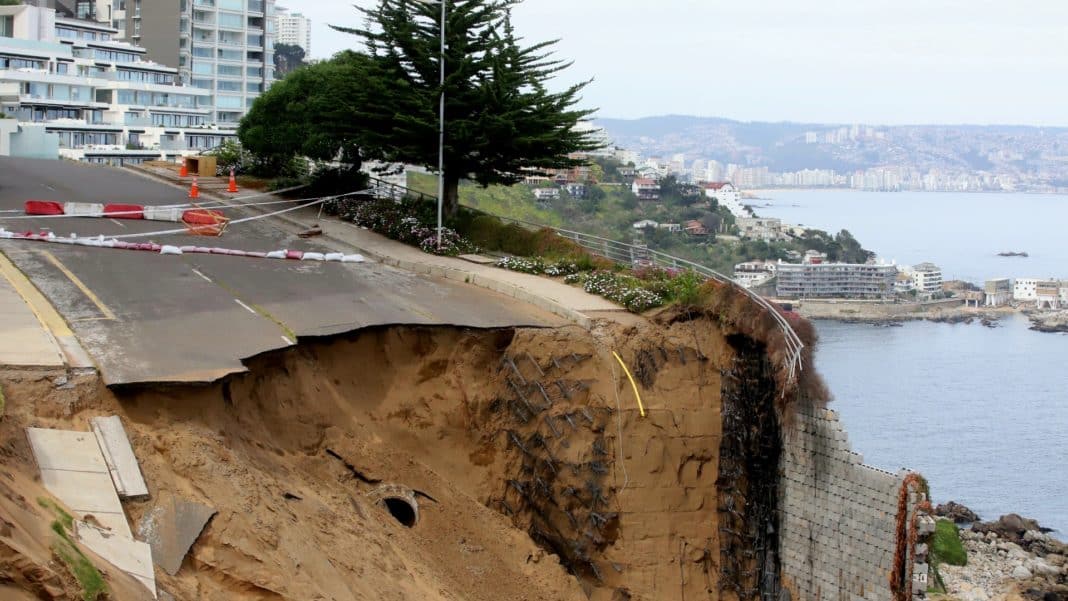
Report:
104,204,145,220
181,209,226,225
143,206,183,222
64,202,105,217
24,200,64,215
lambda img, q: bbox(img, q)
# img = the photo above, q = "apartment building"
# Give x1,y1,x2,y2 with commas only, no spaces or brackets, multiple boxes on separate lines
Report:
121,0,275,127
274,5,308,55
1,3,234,164
775,262,897,300
909,262,943,296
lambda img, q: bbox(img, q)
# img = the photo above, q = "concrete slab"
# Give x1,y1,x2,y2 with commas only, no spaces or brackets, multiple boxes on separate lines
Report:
26,427,132,538
75,521,156,599
458,253,499,265
91,416,148,498
25,428,106,472
136,491,216,576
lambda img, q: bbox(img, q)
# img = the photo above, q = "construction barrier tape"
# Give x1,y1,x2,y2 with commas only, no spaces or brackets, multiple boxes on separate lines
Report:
611,350,646,417
0,229,365,264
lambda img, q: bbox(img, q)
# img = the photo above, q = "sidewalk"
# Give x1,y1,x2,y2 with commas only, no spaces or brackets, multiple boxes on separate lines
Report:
0,250,93,369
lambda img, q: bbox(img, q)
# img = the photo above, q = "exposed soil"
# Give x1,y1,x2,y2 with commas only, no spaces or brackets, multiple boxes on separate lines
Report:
0,308,821,600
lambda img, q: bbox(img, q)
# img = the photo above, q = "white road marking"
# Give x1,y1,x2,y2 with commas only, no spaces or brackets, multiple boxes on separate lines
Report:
234,299,257,314
282,335,294,345
109,219,126,228
191,268,212,283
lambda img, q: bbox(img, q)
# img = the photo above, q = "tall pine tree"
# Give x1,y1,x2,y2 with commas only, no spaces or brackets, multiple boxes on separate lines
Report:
333,0,601,215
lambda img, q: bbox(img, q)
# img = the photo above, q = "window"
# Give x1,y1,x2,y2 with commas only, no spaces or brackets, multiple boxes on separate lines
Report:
192,46,213,58
216,95,243,109
192,61,213,75
218,49,243,61
1,16,14,38
218,12,244,28
218,64,243,77
217,80,242,92
218,0,243,10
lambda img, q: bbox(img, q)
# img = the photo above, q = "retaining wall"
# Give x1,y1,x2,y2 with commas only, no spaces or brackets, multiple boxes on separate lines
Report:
780,406,908,601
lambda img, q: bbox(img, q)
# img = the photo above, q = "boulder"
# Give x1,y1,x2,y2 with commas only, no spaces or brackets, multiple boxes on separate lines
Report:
973,514,1049,544
1013,565,1034,579
937,501,982,524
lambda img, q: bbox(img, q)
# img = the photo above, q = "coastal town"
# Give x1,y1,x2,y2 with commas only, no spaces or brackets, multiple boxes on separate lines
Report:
517,143,1068,331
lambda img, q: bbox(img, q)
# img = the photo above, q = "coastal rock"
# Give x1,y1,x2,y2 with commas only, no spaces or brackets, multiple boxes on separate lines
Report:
1029,311,1068,333
974,514,1050,544
1015,565,1035,579
1047,555,1066,567
938,501,982,524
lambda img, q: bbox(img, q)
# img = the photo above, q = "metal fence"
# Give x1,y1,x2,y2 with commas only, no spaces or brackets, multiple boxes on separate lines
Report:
364,180,804,385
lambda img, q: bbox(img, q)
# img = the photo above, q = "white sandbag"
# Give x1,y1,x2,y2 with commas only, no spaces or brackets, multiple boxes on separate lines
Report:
266,250,287,259
324,253,344,262
143,205,184,222
63,202,105,217
301,252,325,261
341,254,366,263
160,245,183,255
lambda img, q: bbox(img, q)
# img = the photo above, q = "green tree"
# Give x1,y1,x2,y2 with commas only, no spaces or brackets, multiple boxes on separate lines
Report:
273,43,307,77
333,0,602,216
239,55,367,172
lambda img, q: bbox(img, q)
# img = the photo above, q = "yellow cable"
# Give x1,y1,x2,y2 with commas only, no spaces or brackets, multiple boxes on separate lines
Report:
611,351,645,417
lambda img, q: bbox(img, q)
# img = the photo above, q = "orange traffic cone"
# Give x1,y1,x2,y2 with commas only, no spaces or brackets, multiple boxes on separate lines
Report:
179,162,188,177
189,177,200,199
227,168,238,193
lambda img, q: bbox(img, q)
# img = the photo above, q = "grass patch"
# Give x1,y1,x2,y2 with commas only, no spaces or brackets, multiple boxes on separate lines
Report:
38,497,74,531
39,497,107,601
927,519,967,594
931,519,967,567
0,386,5,418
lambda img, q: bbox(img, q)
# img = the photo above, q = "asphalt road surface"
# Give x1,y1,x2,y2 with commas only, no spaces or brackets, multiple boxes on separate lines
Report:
0,157,558,385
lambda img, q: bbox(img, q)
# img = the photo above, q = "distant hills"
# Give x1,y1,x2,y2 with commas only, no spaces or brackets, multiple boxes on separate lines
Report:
593,115,1068,185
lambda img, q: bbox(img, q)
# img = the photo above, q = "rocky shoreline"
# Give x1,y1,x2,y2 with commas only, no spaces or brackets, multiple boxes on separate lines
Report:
1026,310,1068,333
933,507,1067,601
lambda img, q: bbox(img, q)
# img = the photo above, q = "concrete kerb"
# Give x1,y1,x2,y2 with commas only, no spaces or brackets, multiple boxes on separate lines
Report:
123,166,601,329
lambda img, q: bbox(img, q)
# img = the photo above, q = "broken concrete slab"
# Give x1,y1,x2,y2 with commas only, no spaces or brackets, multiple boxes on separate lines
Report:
26,427,132,538
136,491,216,576
75,521,156,599
90,416,149,498
25,428,107,472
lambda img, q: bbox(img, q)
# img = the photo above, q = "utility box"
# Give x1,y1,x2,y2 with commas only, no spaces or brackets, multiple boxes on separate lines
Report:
183,156,217,177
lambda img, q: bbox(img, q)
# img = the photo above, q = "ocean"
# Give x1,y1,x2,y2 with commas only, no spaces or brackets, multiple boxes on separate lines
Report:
759,190,1068,534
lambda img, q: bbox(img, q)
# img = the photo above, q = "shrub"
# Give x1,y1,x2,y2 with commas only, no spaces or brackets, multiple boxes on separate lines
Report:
466,215,507,249
565,271,665,313
331,196,476,257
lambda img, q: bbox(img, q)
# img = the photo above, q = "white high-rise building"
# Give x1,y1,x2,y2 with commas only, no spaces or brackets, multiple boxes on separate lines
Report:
275,6,309,56
87,0,277,126
1,3,235,163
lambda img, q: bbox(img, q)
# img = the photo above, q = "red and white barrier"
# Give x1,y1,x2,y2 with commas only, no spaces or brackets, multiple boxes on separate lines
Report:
0,229,365,263
24,200,222,225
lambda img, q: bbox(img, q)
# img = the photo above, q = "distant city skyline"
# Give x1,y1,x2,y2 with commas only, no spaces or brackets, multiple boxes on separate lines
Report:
294,0,1068,127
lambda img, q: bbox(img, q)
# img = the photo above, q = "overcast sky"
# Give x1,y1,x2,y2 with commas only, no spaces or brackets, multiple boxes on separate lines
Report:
283,1,1068,126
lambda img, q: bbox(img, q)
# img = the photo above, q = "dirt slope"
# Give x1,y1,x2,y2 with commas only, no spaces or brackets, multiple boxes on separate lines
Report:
0,308,812,600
